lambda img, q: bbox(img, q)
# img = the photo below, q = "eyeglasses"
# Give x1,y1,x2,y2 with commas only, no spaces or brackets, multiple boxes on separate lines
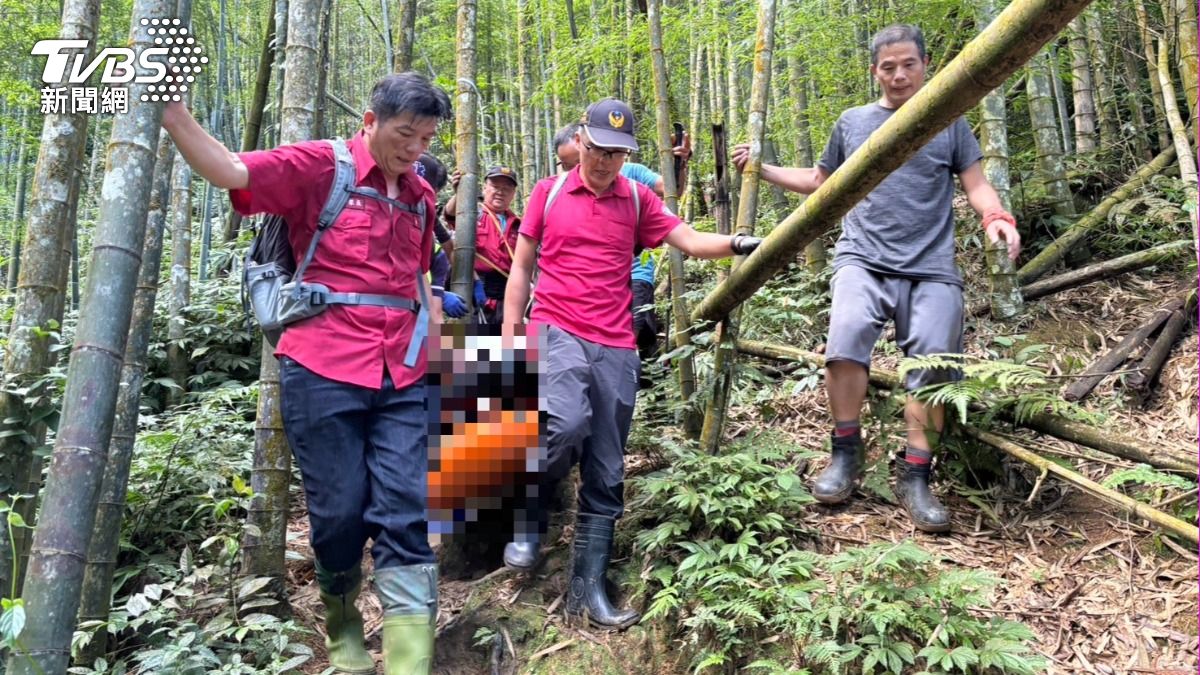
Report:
582,142,630,162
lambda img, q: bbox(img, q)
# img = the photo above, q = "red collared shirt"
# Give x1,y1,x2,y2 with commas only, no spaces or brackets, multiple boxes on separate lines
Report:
473,207,521,276
230,131,435,389
519,167,682,348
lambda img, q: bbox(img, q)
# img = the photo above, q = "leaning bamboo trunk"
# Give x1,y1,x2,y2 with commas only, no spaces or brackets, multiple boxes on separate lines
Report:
964,428,1197,543
450,0,479,305
223,10,275,244
239,0,321,604
1173,0,1197,115
1133,0,1173,151
1018,144,1177,283
0,0,101,602
1067,18,1098,152
787,22,825,274
5,1,169,671
966,240,1192,316
734,339,1197,474
76,131,176,665
691,0,1101,325
700,0,777,454
1156,39,1198,231
396,0,417,72
648,0,701,438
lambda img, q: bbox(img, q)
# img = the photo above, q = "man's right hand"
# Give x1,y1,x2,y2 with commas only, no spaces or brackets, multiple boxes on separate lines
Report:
442,291,468,318
731,143,751,172
450,169,462,190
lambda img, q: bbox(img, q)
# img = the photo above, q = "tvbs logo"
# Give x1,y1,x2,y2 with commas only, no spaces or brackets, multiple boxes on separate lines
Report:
33,18,206,104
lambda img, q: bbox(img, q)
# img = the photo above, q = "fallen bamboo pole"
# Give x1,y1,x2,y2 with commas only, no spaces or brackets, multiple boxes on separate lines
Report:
691,0,1100,325
1018,144,1178,284
1062,296,1182,402
735,339,1196,474
967,240,1191,317
962,426,1198,544
1125,291,1198,397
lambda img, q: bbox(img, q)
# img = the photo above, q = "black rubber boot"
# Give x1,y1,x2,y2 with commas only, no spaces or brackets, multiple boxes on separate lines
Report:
894,462,950,533
565,513,639,629
812,433,865,504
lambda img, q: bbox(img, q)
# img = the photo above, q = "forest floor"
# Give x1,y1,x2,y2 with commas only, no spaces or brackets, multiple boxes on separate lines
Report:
285,267,1198,675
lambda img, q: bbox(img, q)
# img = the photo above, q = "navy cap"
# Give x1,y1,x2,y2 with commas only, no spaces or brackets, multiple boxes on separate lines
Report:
580,98,638,152
484,165,518,186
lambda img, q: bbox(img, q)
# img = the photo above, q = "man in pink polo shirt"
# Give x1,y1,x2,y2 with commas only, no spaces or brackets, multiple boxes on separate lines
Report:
502,99,762,628
162,73,450,674
444,165,522,324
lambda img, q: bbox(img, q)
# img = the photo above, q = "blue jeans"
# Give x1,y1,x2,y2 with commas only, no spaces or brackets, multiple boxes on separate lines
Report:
279,357,434,572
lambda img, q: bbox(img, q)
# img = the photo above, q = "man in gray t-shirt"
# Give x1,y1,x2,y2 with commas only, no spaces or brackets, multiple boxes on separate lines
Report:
733,24,1019,533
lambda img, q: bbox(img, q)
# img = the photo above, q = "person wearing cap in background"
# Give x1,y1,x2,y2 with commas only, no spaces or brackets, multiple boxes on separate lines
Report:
551,123,691,384
445,165,522,324
502,98,763,628
416,152,471,320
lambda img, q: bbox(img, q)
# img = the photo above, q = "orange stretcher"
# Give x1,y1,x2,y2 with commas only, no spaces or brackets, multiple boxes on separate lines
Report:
427,408,542,510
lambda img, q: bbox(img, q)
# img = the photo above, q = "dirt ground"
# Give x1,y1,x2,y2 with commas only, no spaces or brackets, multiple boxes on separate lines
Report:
286,268,1198,674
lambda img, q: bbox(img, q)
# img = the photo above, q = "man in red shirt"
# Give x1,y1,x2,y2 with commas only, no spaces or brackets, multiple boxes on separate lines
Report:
444,166,522,324
162,73,450,674
503,99,762,628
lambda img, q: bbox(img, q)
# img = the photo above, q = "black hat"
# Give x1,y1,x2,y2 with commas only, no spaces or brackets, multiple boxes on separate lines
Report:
484,165,518,186
580,98,638,152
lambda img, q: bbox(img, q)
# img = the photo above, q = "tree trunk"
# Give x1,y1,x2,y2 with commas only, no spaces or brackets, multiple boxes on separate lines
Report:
1083,9,1121,149
1134,0,1173,151
1049,44,1075,155
691,0,1101,326
223,9,275,244
239,0,322,609
516,0,535,198
76,131,176,666
977,0,1021,319
313,0,333,138
5,114,29,292
1173,0,1197,115
396,0,416,71
450,0,480,306
683,44,704,222
5,1,168,669
1115,13,1152,160
0,0,100,604
1018,143,1177,282
648,0,701,438
1156,40,1198,190
700,0,776,454
167,154,192,398
1067,18,1099,152
788,40,825,274
1028,51,1077,220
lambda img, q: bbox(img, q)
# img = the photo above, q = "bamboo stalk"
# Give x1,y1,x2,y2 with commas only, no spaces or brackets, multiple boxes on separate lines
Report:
1018,144,1177,283
700,0,777,454
967,240,1192,316
962,427,1198,544
1062,296,1182,402
1125,291,1198,396
734,339,1197,474
691,0,1101,325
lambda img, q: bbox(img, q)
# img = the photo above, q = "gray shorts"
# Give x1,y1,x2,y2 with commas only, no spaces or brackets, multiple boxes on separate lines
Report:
826,265,963,390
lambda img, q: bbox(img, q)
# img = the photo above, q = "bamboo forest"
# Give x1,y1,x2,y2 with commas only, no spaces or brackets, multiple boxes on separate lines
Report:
0,0,1196,670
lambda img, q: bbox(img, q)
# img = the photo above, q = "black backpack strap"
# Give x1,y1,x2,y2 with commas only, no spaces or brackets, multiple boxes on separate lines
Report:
293,139,356,287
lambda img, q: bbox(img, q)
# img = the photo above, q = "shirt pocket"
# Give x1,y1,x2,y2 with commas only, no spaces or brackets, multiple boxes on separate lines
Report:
324,206,371,266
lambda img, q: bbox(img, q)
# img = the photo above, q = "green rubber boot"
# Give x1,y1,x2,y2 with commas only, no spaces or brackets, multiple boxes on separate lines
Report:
376,564,438,675
315,562,376,674
381,614,435,675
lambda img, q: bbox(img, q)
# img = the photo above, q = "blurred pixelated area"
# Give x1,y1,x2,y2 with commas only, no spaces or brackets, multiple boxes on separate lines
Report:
426,323,547,547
